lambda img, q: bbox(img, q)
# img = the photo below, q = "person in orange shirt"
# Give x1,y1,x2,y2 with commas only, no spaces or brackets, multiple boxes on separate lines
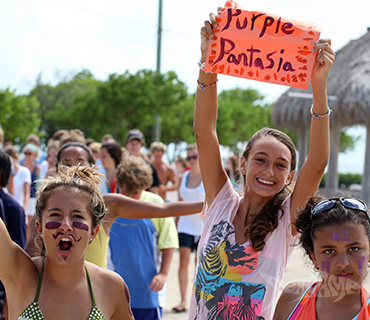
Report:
274,197,370,320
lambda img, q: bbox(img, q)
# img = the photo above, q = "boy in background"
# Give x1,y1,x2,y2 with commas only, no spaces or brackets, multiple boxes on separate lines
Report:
108,156,178,320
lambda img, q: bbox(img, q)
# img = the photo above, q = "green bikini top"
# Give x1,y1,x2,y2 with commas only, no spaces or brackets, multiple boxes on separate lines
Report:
18,261,105,320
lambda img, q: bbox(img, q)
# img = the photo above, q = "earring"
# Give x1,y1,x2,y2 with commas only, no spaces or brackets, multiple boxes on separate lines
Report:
314,265,320,272
40,234,44,238
89,237,93,243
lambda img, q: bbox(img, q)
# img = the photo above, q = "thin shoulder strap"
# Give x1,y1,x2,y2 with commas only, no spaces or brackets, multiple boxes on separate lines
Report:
34,259,46,302
85,266,96,306
287,282,319,320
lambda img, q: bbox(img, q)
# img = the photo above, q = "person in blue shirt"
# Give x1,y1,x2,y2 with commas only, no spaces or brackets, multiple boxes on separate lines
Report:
109,156,179,320
0,149,26,319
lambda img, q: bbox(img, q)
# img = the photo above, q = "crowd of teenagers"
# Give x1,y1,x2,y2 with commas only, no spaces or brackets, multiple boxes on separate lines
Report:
2,6,370,320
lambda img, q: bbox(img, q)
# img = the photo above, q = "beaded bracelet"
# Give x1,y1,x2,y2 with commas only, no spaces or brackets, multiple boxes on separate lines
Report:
197,79,218,92
310,105,332,118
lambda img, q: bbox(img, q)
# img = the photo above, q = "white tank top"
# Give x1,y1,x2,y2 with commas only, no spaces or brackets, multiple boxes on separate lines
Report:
177,170,205,236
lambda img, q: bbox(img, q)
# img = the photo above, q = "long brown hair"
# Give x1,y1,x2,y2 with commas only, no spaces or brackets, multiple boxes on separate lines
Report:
242,128,296,252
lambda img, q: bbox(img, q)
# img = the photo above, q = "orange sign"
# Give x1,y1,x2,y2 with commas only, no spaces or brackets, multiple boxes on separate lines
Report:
204,0,321,89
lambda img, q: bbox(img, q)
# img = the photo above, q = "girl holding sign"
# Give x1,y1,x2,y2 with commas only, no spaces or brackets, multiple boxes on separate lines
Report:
274,196,370,320
191,9,335,320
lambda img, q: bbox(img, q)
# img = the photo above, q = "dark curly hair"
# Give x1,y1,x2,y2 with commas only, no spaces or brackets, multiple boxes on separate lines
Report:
295,196,370,260
242,128,296,252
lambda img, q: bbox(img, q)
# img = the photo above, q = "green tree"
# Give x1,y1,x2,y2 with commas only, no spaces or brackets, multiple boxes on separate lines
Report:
216,87,273,151
341,130,360,153
70,69,190,144
0,88,40,143
29,69,100,141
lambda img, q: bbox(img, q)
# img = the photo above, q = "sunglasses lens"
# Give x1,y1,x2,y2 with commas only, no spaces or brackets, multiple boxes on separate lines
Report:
341,198,366,212
186,155,198,161
311,200,335,215
311,198,370,222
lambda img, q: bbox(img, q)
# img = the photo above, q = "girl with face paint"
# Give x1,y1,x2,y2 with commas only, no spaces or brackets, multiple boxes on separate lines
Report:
0,165,134,319
25,142,203,270
274,196,370,320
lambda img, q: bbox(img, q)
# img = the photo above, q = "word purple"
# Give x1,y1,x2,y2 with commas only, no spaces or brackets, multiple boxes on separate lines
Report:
222,9,295,38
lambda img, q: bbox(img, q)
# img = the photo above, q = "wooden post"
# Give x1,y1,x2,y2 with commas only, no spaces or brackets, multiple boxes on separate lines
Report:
325,126,340,197
362,124,370,203
297,127,308,174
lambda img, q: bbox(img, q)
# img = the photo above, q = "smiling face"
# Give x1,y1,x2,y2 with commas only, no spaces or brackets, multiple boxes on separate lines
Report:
310,222,370,292
241,136,294,199
36,187,98,264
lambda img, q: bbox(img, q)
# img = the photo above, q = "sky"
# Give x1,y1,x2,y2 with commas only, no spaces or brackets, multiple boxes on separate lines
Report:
1,0,369,173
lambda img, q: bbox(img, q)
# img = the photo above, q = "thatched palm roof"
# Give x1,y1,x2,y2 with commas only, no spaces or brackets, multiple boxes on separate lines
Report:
272,27,370,129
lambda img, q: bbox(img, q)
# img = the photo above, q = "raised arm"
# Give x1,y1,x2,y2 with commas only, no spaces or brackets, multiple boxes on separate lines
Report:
104,193,203,220
194,11,228,205
0,215,34,287
290,39,336,227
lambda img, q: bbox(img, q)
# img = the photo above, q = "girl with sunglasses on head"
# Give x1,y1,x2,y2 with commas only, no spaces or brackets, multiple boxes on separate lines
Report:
192,8,335,320
274,196,370,320
173,144,205,313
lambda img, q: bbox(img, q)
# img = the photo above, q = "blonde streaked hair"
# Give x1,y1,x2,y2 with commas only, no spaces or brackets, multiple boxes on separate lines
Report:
36,165,107,228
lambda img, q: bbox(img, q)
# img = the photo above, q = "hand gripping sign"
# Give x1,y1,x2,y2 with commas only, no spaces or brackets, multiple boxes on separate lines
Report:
204,0,321,89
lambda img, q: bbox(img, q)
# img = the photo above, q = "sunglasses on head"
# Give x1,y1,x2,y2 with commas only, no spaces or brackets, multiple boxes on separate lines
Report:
311,197,370,221
186,155,198,161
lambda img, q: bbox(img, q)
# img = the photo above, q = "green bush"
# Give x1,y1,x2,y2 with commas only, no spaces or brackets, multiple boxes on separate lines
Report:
319,173,362,188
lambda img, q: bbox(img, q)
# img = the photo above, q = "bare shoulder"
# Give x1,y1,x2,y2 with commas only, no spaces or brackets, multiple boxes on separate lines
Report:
273,282,313,320
85,262,133,319
86,261,126,290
